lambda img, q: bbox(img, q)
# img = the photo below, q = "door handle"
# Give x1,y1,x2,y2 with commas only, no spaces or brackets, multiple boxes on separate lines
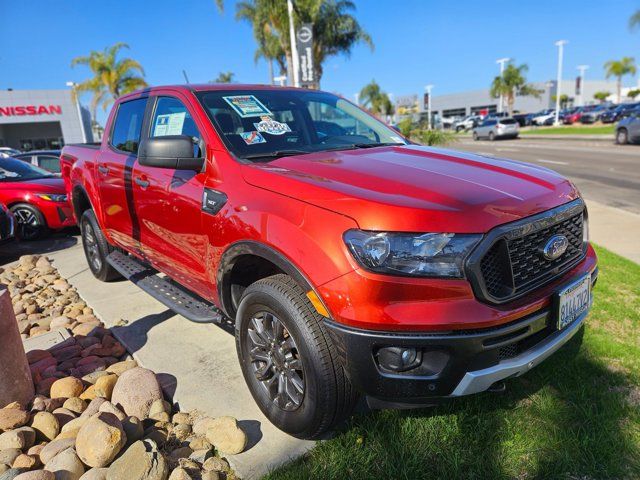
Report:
134,177,150,188
98,165,109,175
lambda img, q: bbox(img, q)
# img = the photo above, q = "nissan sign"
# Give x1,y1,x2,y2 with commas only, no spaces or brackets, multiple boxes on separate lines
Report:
296,24,315,88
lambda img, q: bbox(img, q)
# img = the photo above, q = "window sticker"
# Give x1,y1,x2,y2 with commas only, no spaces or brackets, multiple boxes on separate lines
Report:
154,112,186,136
240,131,267,145
253,116,292,135
223,95,272,118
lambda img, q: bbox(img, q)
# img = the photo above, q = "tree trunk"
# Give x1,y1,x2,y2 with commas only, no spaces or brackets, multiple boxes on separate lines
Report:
268,59,274,85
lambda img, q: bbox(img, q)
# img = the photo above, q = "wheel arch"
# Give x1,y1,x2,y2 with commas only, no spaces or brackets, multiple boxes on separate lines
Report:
217,240,322,320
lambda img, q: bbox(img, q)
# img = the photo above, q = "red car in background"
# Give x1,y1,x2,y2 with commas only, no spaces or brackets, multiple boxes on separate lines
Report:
0,157,75,240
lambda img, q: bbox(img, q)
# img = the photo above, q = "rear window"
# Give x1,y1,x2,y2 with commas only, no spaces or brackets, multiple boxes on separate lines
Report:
499,119,517,125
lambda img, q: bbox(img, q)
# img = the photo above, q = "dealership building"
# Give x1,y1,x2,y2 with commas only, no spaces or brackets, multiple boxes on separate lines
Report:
0,89,93,151
427,79,620,119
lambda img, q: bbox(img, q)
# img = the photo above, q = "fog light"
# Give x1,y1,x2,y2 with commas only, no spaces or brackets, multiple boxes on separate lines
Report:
377,347,421,372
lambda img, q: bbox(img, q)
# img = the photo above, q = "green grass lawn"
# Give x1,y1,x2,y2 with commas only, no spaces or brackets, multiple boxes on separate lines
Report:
266,245,640,480
521,125,615,136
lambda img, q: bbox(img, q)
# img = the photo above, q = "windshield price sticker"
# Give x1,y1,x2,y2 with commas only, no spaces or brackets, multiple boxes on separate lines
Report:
253,116,291,135
240,131,267,145
223,95,272,118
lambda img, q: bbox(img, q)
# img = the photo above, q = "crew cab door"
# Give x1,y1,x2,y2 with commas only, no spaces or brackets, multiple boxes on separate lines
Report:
131,94,211,295
97,97,149,253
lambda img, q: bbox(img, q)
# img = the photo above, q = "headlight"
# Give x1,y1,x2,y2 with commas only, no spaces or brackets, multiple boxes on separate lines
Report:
36,193,68,203
343,230,482,278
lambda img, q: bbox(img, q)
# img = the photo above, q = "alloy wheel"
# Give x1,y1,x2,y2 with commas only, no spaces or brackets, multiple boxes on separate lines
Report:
13,207,40,240
246,311,305,411
82,220,103,272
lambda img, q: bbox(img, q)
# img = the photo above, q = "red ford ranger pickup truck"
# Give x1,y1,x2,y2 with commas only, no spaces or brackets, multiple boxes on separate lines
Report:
61,84,597,439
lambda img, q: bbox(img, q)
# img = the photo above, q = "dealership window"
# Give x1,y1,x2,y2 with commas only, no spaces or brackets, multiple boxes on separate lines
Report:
442,108,466,118
471,105,497,115
110,98,148,154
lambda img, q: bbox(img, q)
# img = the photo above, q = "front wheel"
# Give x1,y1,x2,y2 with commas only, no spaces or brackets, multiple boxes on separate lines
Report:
472,131,479,141
80,210,121,282
236,274,357,439
10,203,48,241
616,128,628,145
489,132,495,141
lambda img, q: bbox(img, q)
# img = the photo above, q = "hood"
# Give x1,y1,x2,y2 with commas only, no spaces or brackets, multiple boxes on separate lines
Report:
1,176,65,194
242,145,579,233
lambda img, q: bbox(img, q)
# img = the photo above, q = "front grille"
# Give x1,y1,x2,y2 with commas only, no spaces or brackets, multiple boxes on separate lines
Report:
469,200,586,304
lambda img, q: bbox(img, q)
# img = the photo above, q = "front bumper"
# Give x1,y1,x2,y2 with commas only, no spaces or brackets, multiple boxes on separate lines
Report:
325,270,597,405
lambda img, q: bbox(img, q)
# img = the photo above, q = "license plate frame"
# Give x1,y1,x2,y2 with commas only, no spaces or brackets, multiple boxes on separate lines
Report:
556,274,591,330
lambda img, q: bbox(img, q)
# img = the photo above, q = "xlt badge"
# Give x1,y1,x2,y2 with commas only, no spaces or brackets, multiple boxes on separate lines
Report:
202,188,228,215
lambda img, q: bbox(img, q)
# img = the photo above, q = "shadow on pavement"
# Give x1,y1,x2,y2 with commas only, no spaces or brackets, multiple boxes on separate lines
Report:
0,229,79,264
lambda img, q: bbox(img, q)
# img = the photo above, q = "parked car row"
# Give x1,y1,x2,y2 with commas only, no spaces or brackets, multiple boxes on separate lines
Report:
0,156,75,241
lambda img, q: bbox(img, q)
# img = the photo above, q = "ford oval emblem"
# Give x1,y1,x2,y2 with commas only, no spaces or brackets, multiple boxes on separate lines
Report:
540,234,569,261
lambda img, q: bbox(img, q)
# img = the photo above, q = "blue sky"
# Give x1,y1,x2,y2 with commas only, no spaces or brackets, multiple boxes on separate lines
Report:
1,0,639,123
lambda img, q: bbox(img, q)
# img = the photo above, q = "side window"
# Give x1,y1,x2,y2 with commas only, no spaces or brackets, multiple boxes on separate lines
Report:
37,156,61,173
151,97,201,141
110,98,148,154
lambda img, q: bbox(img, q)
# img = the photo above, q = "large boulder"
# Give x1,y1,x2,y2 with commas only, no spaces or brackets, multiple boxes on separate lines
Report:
106,439,168,480
75,413,126,468
43,447,84,480
110,369,163,420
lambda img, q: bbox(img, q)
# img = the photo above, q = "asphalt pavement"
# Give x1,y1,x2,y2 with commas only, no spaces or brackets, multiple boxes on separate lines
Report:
452,137,640,215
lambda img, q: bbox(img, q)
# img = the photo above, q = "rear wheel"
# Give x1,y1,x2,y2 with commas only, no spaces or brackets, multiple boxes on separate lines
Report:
10,203,48,241
489,131,495,141
236,274,357,439
80,210,121,281
616,128,628,145
472,131,479,141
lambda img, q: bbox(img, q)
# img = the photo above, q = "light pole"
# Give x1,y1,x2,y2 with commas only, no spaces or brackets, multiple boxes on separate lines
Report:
577,65,589,106
496,58,510,113
287,0,300,87
354,92,360,105
66,81,87,143
424,85,434,129
554,40,568,125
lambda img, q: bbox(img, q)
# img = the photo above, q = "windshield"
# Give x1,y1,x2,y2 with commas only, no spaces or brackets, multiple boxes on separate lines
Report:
197,89,406,161
0,157,54,182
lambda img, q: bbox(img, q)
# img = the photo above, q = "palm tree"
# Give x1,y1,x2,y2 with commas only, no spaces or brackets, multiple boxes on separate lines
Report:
359,80,393,117
71,43,147,119
212,71,235,83
604,57,637,102
233,0,373,88
489,62,542,115
593,91,611,103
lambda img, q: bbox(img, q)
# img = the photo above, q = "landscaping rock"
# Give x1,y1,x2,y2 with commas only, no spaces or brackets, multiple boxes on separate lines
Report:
120,417,143,447
49,378,83,400
0,410,30,431
201,457,229,473
43,447,84,480
61,400,85,416
167,468,191,480
14,470,56,480
12,454,38,470
51,409,76,428
106,439,168,480
104,362,136,377
0,468,27,480
0,451,21,467
79,400,105,420
12,429,35,450
40,438,76,465
30,413,59,442
170,414,190,426
96,403,125,422
110,369,163,420
75,413,126,468
78,468,108,480
92,377,117,401
0,431,28,450
203,417,246,455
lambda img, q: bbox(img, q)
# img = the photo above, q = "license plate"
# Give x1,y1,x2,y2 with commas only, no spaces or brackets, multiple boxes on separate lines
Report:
557,274,591,330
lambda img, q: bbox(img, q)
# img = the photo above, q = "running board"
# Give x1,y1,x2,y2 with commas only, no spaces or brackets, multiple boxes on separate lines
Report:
106,251,222,324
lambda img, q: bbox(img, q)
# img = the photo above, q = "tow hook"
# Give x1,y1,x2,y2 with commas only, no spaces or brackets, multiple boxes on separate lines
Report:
488,381,506,393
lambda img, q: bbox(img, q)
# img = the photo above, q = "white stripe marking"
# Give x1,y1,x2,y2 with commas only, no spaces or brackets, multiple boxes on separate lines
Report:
536,159,568,166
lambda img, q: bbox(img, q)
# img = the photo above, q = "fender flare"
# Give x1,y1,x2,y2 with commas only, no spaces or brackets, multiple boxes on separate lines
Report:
216,240,317,317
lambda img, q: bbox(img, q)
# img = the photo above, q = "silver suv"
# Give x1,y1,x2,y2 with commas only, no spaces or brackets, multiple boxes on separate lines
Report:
615,108,640,145
473,117,519,141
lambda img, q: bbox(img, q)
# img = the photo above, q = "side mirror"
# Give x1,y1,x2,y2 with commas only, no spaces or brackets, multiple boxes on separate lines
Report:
138,135,204,171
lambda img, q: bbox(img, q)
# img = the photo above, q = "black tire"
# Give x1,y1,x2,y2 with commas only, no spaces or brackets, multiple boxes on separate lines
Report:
489,131,495,141
236,274,357,439
472,131,479,141
10,203,48,241
616,128,628,145
80,209,121,282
